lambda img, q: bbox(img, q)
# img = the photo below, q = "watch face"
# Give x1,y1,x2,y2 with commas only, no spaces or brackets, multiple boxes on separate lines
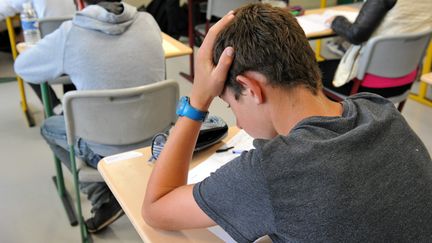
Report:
176,96,188,115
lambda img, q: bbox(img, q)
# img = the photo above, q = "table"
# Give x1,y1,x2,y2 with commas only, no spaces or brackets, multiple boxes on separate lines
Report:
17,32,192,59
162,32,193,58
98,127,241,243
301,5,359,40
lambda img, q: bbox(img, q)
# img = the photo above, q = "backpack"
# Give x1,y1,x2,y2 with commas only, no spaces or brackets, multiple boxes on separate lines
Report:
146,0,189,39
149,115,228,162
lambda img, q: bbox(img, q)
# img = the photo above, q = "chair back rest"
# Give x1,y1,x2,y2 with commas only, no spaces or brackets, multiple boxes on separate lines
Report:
39,16,72,38
206,0,258,20
357,29,432,80
63,79,179,146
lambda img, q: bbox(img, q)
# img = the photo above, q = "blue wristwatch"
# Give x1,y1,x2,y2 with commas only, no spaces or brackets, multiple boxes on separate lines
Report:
176,96,208,122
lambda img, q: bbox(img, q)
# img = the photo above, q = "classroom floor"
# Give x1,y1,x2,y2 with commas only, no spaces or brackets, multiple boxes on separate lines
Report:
1,46,432,242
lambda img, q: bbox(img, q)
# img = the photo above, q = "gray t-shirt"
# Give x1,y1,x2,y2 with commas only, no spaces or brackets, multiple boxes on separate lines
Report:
193,93,432,242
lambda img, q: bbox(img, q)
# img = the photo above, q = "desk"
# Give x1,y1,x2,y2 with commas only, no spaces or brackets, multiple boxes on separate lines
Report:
408,42,432,107
302,5,359,40
162,32,193,58
17,32,192,59
98,127,241,242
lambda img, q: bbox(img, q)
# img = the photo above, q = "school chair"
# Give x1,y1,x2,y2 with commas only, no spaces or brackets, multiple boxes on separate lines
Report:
324,30,432,111
63,79,179,242
39,16,72,36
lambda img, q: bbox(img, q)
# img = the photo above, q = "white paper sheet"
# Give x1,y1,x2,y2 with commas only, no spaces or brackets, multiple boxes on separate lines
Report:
187,130,254,242
187,129,254,184
323,10,359,23
103,151,144,164
296,10,358,35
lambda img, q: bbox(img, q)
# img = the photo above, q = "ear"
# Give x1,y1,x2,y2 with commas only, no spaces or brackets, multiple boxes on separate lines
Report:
236,73,265,104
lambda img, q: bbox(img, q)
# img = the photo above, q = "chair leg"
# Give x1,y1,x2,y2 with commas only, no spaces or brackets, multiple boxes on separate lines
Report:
397,100,407,112
69,146,91,243
40,83,54,117
53,156,78,226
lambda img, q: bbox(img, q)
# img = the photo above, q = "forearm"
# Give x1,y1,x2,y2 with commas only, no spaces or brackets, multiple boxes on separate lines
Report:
14,27,67,83
331,0,396,45
145,116,202,204
142,11,234,229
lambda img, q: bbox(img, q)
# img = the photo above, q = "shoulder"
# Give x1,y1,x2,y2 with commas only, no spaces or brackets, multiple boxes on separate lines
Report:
347,92,396,110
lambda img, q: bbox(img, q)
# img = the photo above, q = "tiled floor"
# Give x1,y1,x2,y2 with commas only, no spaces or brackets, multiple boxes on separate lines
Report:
1,46,432,243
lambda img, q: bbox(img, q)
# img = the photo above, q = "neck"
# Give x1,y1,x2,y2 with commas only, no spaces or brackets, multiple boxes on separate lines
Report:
268,86,343,135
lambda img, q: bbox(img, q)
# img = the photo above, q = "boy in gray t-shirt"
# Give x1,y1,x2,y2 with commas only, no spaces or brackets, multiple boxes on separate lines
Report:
142,4,432,242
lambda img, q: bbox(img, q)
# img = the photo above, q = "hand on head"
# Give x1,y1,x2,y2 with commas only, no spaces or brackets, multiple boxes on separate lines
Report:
190,11,235,111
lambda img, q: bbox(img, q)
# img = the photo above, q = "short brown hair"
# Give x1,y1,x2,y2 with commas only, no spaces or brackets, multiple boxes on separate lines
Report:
213,3,322,98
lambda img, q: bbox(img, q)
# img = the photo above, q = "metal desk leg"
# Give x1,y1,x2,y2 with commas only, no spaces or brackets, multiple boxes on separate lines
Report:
314,0,327,62
179,0,196,83
41,83,78,226
6,16,35,127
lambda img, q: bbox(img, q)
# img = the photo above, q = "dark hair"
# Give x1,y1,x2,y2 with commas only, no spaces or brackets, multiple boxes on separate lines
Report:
84,0,121,5
213,3,322,99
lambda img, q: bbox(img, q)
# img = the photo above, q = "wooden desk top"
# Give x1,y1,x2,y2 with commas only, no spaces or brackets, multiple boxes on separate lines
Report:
303,5,359,39
98,127,240,243
421,72,432,85
17,32,192,59
162,32,193,58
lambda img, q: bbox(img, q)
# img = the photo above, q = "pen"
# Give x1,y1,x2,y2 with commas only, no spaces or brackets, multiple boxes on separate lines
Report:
215,146,234,153
232,150,246,154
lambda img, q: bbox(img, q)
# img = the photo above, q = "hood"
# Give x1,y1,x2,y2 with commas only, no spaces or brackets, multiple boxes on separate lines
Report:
73,2,137,35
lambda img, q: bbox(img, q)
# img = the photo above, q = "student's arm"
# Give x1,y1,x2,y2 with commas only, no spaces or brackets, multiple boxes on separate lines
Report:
14,22,69,84
142,12,235,230
331,0,396,45
0,0,25,20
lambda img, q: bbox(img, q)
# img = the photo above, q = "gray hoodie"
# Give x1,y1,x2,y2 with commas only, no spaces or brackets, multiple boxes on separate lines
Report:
14,2,165,91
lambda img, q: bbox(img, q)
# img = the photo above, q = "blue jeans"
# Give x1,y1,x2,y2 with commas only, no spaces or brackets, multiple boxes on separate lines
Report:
40,116,110,212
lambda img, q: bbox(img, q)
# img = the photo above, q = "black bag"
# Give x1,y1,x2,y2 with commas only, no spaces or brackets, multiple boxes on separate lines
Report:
146,0,189,39
146,0,168,32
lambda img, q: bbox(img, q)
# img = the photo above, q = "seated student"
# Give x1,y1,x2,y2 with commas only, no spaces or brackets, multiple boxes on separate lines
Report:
14,0,165,233
320,0,432,98
1,0,77,114
142,4,432,242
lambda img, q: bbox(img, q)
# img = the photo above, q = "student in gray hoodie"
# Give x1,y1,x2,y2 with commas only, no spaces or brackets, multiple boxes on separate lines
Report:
14,0,165,233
